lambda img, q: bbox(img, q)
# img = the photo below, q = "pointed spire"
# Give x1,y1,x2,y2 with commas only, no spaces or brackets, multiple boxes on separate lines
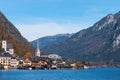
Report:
36,39,41,57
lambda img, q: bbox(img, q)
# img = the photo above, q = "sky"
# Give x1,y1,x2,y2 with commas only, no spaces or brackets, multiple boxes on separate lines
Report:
0,0,120,41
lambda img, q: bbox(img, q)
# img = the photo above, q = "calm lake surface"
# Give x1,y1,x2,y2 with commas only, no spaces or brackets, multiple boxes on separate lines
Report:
0,68,120,80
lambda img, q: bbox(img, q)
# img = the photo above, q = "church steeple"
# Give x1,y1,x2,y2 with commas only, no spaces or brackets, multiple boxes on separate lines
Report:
36,39,41,57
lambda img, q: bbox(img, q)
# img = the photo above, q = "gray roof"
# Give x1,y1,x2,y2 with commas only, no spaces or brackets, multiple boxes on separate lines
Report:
31,56,51,62
0,52,12,57
7,43,13,51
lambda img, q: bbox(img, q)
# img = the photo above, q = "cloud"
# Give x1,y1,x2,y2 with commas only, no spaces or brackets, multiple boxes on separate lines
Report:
15,22,88,41
11,9,109,42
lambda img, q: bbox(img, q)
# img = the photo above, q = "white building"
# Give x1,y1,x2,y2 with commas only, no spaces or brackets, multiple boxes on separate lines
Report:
0,52,12,69
10,57,19,69
2,40,14,55
7,49,14,55
2,40,7,51
48,54,61,59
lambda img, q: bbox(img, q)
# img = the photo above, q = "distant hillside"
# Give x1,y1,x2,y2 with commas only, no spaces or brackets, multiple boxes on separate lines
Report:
42,11,120,63
31,33,72,49
0,12,35,56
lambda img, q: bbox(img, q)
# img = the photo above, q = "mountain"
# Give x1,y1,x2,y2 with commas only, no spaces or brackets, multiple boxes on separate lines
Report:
0,12,35,56
31,33,72,49
42,11,120,63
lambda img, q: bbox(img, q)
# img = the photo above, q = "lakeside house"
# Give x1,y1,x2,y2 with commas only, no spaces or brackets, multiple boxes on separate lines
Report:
10,57,19,69
0,52,12,69
0,40,89,70
0,52,19,70
0,40,19,69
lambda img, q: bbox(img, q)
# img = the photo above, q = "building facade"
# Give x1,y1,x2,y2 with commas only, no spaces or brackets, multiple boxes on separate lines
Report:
2,40,14,55
0,52,12,69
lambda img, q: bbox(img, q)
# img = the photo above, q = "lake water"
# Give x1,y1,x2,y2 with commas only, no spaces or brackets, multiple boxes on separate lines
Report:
0,68,120,80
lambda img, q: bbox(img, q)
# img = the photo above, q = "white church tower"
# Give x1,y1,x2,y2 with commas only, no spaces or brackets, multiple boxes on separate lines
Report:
1,40,14,55
2,40,7,51
36,39,41,57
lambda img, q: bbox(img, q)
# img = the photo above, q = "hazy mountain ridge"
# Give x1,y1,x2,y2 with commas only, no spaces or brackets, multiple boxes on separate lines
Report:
42,11,120,63
31,33,72,49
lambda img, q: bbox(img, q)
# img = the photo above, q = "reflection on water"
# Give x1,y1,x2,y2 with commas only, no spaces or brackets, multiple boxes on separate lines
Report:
0,68,120,80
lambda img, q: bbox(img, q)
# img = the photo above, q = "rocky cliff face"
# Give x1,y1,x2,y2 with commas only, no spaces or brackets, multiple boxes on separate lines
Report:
42,11,120,63
0,12,35,56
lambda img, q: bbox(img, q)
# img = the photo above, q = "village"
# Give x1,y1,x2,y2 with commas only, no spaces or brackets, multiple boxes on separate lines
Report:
0,40,89,70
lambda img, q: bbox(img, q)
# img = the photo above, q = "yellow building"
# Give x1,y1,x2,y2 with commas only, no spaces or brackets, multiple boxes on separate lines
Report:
0,52,12,69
